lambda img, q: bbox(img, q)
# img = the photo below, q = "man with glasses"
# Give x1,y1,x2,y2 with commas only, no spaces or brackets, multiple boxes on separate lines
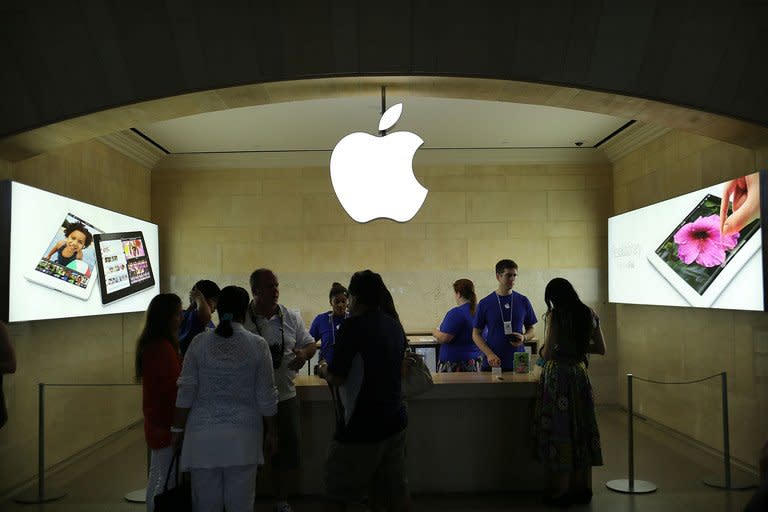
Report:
245,268,316,512
472,259,537,371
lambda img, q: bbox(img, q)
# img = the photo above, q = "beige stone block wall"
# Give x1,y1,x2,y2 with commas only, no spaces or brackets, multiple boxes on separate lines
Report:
612,131,767,469
152,162,618,405
0,140,150,495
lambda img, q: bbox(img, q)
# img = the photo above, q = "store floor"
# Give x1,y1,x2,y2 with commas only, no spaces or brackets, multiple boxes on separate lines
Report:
1,406,758,511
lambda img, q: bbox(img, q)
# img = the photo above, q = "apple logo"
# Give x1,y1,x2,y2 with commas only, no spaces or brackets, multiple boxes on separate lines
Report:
330,103,428,223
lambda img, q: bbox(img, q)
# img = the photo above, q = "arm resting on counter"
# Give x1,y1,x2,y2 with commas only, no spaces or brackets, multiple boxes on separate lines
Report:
472,327,500,367
432,328,455,344
316,362,346,387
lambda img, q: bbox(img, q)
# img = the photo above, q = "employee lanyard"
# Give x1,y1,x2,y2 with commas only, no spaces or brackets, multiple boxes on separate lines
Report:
251,304,285,354
496,292,514,324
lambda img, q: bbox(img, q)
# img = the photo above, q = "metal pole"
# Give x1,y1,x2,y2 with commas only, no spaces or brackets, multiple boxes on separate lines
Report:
703,371,755,489
38,383,44,501
722,372,731,489
606,373,656,494
379,86,387,136
628,374,634,490
14,383,66,503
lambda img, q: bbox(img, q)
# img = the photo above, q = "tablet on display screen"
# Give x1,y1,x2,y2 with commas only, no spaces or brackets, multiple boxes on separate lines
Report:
24,213,103,300
647,193,761,307
94,232,156,304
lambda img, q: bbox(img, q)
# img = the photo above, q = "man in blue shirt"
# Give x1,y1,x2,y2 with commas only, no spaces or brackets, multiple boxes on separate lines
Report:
472,259,537,371
178,279,220,356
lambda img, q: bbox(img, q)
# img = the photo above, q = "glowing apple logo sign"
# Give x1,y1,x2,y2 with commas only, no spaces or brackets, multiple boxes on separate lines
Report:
330,103,428,223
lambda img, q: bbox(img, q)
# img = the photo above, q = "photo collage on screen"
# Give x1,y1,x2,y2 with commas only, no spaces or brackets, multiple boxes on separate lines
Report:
98,235,152,295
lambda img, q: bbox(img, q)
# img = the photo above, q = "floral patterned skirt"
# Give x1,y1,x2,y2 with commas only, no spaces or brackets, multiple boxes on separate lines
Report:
532,359,603,471
437,357,482,373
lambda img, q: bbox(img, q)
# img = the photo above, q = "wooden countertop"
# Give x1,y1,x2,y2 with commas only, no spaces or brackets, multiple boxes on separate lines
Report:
295,367,540,401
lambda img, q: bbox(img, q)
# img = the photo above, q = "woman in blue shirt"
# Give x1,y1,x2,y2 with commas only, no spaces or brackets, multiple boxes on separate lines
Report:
309,282,349,365
432,279,482,372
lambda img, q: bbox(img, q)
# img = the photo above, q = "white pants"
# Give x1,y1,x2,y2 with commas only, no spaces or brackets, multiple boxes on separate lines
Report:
146,446,176,512
190,465,258,512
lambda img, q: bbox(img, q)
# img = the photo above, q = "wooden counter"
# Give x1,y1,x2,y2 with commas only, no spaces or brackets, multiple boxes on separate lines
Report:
289,368,547,494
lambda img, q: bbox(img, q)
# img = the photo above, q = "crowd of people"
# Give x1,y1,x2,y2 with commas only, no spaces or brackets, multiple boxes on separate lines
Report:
136,260,610,511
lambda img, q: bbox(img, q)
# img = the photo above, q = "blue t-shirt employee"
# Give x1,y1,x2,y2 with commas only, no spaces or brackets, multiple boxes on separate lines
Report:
178,279,220,356
473,259,537,371
309,282,349,364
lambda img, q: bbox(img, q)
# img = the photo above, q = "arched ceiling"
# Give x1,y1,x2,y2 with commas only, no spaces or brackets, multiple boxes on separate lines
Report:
1,1,766,142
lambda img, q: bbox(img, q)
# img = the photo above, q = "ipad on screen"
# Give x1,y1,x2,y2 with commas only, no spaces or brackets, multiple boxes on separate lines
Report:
24,213,103,300
647,193,761,307
94,232,156,304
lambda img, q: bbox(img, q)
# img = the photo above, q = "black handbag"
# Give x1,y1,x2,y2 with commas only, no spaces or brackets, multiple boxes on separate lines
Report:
154,449,192,511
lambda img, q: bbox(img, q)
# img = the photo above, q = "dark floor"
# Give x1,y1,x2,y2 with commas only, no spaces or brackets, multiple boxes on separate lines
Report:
0,406,759,511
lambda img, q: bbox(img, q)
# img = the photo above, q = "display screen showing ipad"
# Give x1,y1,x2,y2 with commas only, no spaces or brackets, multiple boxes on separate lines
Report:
654,194,761,296
94,232,155,304
30,213,102,296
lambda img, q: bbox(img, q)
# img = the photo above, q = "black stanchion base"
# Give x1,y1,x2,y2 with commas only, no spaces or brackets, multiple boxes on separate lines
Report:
702,476,757,490
124,487,146,503
13,489,67,504
606,478,657,494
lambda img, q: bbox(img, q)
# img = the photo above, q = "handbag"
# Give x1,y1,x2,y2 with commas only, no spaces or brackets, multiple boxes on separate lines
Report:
154,449,192,512
401,350,434,398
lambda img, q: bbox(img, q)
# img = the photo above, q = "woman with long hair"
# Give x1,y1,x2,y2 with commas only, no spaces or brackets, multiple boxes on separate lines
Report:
320,270,412,511
171,285,278,512
135,293,183,512
432,278,482,372
533,277,606,507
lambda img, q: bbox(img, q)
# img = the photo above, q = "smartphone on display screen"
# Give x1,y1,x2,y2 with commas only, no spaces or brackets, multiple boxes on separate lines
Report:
647,193,761,307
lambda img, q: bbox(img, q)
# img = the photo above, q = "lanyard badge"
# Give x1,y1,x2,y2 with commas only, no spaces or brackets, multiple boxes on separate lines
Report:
496,293,514,335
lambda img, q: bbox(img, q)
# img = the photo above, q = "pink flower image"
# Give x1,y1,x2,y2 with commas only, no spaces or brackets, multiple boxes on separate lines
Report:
673,214,739,267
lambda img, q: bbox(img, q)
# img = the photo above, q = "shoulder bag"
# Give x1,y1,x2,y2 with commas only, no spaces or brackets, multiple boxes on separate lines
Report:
402,350,434,398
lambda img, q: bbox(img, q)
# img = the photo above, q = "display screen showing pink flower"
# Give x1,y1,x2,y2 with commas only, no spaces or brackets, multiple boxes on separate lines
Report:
673,214,739,267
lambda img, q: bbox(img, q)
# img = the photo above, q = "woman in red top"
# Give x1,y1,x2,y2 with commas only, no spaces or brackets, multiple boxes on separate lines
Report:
135,293,183,512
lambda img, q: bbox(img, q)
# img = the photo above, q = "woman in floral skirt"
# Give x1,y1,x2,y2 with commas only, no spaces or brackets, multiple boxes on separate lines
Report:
533,278,606,507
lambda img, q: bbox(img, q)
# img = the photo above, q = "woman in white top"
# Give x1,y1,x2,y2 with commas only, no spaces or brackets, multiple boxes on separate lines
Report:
171,285,279,512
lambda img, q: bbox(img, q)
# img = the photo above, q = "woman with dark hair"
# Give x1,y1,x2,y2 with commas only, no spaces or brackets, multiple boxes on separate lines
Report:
319,270,411,511
171,285,278,512
533,277,606,507
309,282,349,365
135,293,183,512
432,278,482,372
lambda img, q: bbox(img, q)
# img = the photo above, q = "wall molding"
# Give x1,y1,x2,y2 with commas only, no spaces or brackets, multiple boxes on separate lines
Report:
153,147,610,172
98,130,165,170
600,122,671,162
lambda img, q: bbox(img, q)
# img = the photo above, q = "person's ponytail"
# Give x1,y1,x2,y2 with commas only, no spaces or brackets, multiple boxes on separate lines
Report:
215,312,234,337
213,286,250,339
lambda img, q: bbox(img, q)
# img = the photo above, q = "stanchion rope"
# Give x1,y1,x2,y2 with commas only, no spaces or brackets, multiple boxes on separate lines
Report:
630,372,722,386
